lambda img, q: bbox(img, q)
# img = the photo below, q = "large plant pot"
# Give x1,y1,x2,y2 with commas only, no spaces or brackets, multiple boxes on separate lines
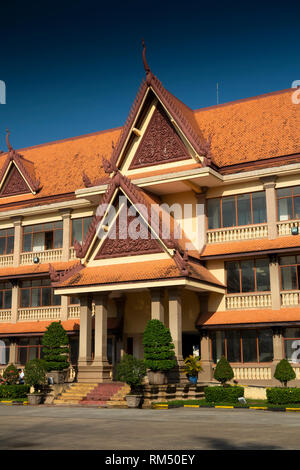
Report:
47,370,67,384
27,393,43,405
125,395,142,408
188,376,198,385
147,371,166,385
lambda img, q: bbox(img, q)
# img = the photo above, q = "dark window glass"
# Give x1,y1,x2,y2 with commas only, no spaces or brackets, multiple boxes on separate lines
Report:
278,198,293,221
226,330,241,362
277,188,292,197
4,290,11,309
211,331,225,363
0,238,5,255
242,330,258,362
44,231,53,250
258,329,273,362
294,197,300,220
20,289,30,308
256,258,270,291
207,199,221,229
240,260,255,292
54,229,63,249
42,287,52,306
72,219,83,245
237,194,251,226
6,236,14,254
31,288,41,307
222,197,236,227
53,293,61,306
227,262,240,293
23,233,32,252
252,192,267,224
281,266,297,290
83,217,92,240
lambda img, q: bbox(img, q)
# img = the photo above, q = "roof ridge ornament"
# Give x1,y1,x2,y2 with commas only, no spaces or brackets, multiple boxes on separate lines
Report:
6,129,13,152
142,39,153,85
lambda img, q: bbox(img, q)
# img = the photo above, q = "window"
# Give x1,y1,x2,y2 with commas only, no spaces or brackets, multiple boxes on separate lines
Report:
280,255,300,290
19,279,61,308
16,337,44,364
0,229,14,255
207,192,266,229
226,259,270,293
69,296,80,305
211,329,273,363
22,222,63,252
71,216,93,246
0,282,12,309
283,328,300,363
277,186,300,221
0,339,10,365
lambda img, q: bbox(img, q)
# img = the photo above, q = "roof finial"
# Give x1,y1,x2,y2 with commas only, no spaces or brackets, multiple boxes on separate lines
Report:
142,39,151,76
6,129,13,152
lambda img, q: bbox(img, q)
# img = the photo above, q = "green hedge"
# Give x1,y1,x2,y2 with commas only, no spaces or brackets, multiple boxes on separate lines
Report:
204,386,244,403
267,387,300,404
0,385,30,399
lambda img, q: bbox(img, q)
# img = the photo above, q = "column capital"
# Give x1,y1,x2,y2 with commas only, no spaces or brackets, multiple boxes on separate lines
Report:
195,187,208,202
260,175,277,189
59,208,73,218
10,216,23,226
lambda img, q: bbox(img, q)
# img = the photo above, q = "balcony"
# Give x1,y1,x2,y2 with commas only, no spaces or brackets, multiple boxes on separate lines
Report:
0,310,12,322
281,291,300,307
68,305,80,318
207,224,268,244
226,293,272,310
20,248,63,265
232,365,272,381
0,254,14,267
17,306,61,321
277,219,300,236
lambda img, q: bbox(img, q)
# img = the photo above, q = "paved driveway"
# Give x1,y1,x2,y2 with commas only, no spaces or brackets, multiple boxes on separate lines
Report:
0,405,299,450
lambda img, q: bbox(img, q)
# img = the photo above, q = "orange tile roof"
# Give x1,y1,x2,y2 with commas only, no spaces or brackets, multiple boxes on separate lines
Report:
201,235,300,258
56,258,224,289
194,89,300,168
0,261,77,279
197,308,300,327
0,320,80,335
129,162,202,180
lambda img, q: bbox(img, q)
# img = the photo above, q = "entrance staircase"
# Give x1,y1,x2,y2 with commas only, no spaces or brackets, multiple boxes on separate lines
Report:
53,382,130,407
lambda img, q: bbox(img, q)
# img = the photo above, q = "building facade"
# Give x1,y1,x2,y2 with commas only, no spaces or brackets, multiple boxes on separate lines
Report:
0,48,300,386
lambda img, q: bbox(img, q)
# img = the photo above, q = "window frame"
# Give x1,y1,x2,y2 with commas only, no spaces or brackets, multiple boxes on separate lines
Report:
19,279,61,308
70,216,93,246
22,222,63,253
225,258,271,294
0,282,12,310
277,186,300,222
207,191,267,230
0,228,14,255
279,255,300,291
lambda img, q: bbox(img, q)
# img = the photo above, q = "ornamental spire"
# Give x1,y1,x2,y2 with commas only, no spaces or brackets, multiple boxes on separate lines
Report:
6,129,13,152
142,39,153,85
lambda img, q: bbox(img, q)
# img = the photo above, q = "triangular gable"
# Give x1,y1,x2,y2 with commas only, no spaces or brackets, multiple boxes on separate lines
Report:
0,150,40,197
128,102,190,170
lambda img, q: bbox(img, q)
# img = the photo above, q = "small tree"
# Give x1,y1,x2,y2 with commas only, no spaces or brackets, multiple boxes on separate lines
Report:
143,319,176,372
24,359,47,393
183,355,203,377
42,321,70,371
274,359,296,387
116,354,146,394
3,364,19,385
214,356,234,386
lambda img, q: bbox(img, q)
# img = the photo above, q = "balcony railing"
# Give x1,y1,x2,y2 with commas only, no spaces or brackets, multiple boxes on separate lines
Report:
0,254,14,267
232,366,272,381
20,249,63,265
68,305,80,318
226,293,272,309
0,309,12,322
277,219,300,236
281,291,300,307
207,224,268,244
69,247,77,260
17,306,61,321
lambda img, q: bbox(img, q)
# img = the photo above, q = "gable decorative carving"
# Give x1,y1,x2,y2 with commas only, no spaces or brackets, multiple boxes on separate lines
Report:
95,204,163,259
0,165,31,197
129,103,190,169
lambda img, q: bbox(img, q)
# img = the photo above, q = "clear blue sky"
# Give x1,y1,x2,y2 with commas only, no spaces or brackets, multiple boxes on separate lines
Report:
0,0,299,150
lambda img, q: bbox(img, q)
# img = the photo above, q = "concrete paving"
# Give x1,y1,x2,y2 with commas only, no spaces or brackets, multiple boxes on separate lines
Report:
0,405,300,450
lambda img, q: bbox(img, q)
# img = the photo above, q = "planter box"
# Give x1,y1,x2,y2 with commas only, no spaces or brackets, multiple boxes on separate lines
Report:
147,371,166,385
125,395,142,408
27,393,43,405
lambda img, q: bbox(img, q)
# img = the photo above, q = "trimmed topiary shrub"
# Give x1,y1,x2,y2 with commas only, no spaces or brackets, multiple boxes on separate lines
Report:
3,364,19,385
274,359,296,387
266,387,300,404
0,385,30,399
24,359,47,393
143,319,176,372
214,356,234,385
204,385,244,403
42,321,70,371
116,354,146,394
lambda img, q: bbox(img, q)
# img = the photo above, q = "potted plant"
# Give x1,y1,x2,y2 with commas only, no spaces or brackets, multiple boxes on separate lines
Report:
42,321,70,384
143,319,177,385
3,363,19,385
183,355,203,385
116,354,146,408
24,359,47,405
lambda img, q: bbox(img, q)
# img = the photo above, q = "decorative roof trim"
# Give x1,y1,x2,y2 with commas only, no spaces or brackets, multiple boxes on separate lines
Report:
49,261,84,287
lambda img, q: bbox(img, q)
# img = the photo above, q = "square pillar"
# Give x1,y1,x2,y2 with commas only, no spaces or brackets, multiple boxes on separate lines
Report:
59,209,72,262
195,188,208,251
168,288,183,361
261,176,277,239
11,216,23,267
271,327,284,377
269,255,281,310
78,296,92,366
60,295,68,321
200,330,214,382
9,342,17,364
150,288,164,323
93,294,112,382
11,282,19,323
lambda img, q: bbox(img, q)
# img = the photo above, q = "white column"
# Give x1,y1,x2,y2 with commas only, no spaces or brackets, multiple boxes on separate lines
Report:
78,296,92,366
168,288,183,360
150,288,164,323
93,294,111,382
59,209,72,262
11,216,22,267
